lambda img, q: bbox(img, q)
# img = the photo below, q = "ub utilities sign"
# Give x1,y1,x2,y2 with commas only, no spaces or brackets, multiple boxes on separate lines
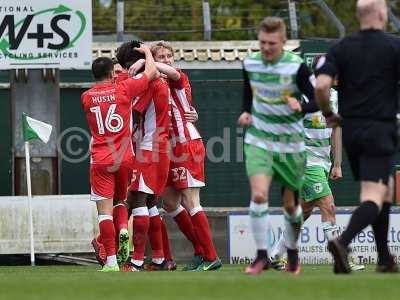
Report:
0,1,92,69
229,209,400,265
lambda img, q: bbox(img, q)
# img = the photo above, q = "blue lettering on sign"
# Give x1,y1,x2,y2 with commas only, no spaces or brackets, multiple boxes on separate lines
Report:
301,226,310,243
316,227,326,244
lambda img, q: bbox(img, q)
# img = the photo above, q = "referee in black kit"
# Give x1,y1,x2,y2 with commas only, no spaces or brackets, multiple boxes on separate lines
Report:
315,0,399,274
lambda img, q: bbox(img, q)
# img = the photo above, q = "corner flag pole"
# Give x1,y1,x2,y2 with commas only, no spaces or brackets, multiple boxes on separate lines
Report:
22,112,52,267
24,141,35,266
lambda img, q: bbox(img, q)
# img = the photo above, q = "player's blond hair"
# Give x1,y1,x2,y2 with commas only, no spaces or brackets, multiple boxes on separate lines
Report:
257,16,287,38
151,41,174,57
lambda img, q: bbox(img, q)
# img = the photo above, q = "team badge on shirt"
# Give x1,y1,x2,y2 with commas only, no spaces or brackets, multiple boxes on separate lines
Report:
280,75,292,85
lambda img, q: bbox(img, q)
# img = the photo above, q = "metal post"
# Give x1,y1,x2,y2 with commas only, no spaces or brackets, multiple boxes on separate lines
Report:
202,0,212,41
315,0,345,38
117,0,124,42
24,141,35,266
288,0,298,39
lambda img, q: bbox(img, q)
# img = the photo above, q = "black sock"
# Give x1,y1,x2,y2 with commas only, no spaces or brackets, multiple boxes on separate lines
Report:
287,248,299,269
372,202,391,264
340,201,379,247
256,249,268,259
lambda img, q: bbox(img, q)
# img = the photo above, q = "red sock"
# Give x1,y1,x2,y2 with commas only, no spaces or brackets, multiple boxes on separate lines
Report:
161,218,173,261
113,204,128,249
113,204,128,232
174,209,204,256
191,209,217,261
148,212,164,259
99,218,116,257
96,234,102,244
132,212,150,261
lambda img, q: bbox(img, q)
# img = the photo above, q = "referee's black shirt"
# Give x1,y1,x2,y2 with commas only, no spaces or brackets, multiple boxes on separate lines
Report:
318,29,400,121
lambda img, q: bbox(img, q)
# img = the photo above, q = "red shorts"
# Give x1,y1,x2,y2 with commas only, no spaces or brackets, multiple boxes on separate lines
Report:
167,139,206,190
90,164,131,202
130,150,170,195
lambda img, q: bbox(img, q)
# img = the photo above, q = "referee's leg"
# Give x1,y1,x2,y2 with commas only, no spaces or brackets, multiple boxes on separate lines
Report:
372,176,398,272
328,154,398,273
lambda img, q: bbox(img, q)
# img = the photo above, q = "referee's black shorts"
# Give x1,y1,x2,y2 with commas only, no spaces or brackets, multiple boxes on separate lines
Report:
342,119,397,185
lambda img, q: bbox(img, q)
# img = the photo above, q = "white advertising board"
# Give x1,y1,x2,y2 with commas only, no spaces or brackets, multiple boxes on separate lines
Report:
0,1,92,69
229,210,400,265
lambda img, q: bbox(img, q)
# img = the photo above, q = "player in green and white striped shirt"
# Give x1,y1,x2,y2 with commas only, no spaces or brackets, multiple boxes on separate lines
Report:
238,17,318,275
269,66,365,271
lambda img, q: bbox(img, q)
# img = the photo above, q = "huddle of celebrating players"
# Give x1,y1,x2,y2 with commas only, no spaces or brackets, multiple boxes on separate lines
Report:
83,0,399,275
82,41,221,272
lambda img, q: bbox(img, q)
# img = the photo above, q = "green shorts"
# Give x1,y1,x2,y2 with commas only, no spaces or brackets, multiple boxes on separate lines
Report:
244,143,305,191
301,166,332,202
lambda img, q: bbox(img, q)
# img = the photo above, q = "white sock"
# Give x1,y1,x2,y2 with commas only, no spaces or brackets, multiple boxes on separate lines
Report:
270,232,286,260
167,205,184,218
106,255,117,267
322,222,339,241
132,207,149,217
152,258,164,264
249,201,269,250
284,205,303,250
131,259,144,266
148,206,159,217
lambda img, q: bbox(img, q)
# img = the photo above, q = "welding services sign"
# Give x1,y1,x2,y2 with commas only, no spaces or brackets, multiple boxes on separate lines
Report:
0,1,92,69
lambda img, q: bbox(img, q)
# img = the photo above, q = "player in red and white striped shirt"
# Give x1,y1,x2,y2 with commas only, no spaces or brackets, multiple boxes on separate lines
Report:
151,41,222,271
115,41,180,271
82,47,157,272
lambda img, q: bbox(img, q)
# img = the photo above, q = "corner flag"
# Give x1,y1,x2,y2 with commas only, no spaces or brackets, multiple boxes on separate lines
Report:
22,113,53,143
22,113,53,267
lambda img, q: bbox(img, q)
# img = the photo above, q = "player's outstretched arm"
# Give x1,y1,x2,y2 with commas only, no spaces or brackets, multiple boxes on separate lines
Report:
155,62,180,81
330,126,343,180
315,74,333,115
296,63,318,114
128,59,145,77
238,63,253,127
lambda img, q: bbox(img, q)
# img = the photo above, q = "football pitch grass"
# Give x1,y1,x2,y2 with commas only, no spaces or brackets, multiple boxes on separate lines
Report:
0,265,399,300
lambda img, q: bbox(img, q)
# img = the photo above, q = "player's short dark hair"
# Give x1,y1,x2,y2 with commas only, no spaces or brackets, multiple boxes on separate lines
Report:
91,57,114,81
116,40,145,70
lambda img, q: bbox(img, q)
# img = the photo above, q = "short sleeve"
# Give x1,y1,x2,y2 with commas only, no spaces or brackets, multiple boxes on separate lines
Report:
316,44,339,78
133,84,153,113
169,70,193,107
168,69,186,90
80,91,88,112
120,73,149,100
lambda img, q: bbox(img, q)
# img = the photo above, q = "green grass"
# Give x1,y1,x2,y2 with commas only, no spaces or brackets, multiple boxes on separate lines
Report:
0,265,399,300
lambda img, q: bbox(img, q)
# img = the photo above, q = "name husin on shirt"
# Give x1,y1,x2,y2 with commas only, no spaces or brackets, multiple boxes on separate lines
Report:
91,94,116,104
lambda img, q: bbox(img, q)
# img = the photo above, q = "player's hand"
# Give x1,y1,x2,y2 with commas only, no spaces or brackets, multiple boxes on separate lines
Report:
134,43,151,54
185,106,198,123
325,113,341,128
284,96,302,112
238,112,252,127
128,59,145,77
330,166,343,180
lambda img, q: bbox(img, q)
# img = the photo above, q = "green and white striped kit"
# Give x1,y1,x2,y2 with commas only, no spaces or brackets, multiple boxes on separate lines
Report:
303,89,338,172
243,51,305,155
